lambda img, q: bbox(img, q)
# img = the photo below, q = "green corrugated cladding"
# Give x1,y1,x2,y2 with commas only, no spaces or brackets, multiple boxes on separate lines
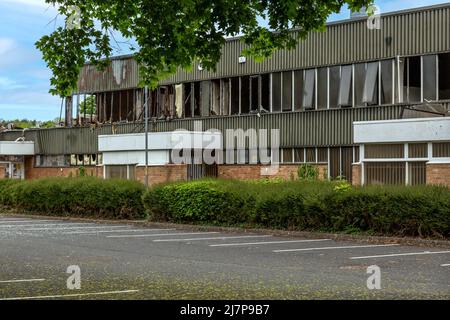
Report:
0,105,412,155
74,4,450,93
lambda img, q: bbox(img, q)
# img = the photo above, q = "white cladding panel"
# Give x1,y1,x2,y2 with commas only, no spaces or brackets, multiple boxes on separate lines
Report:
354,118,450,143
99,131,222,152
102,150,169,166
0,141,35,155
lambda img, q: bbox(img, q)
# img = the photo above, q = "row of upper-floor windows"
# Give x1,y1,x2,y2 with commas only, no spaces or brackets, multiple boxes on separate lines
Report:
151,53,450,119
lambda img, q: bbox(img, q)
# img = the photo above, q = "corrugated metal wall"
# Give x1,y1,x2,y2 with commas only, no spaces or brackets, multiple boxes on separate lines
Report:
0,105,409,154
74,4,450,93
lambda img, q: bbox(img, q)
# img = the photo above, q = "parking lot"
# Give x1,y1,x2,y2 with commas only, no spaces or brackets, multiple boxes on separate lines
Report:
0,215,448,300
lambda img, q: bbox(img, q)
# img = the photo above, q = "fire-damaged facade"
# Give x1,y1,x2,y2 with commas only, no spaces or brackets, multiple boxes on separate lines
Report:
1,4,450,186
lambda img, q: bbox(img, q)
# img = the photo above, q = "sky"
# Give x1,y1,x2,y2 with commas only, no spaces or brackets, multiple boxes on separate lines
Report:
0,0,448,121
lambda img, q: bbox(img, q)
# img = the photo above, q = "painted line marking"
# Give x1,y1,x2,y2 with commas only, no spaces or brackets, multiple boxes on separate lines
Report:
107,232,220,238
154,235,273,242
273,244,399,253
210,239,331,247
350,251,450,260
7,226,127,231
0,278,46,284
64,228,177,234
0,220,44,223
0,290,139,300
441,264,450,267
0,223,98,228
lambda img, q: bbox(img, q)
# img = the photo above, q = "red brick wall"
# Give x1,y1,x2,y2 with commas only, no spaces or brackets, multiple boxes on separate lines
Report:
135,165,187,186
24,156,102,180
426,163,450,187
218,164,328,181
0,164,6,179
352,164,362,186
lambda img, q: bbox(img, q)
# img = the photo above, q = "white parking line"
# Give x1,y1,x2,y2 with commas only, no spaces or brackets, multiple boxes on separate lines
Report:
154,235,273,242
107,232,220,238
210,239,331,247
64,228,177,234
441,264,450,267
9,226,127,231
273,244,399,253
0,220,50,223
0,290,139,300
0,223,97,228
350,251,450,260
0,278,45,284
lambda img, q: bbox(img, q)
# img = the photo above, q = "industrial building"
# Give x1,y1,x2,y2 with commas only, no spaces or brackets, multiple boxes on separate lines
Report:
1,3,450,186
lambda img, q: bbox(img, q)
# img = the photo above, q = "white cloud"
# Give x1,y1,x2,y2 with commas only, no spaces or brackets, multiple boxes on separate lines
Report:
0,77,25,90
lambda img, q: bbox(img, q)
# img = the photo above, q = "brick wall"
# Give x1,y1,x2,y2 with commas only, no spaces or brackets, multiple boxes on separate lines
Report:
24,156,102,180
352,164,362,186
426,163,450,187
135,165,187,186
0,164,6,179
218,164,328,181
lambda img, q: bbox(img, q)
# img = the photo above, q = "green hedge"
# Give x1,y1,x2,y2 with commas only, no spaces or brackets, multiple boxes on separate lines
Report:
0,177,146,219
143,179,450,238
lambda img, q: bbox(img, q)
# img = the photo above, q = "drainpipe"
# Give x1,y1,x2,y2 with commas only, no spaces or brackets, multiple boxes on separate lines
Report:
144,86,149,188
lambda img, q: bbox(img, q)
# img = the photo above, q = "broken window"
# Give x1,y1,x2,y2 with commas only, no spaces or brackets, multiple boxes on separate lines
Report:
354,63,366,106
260,74,270,112
423,55,437,101
175,84,183,118
193,82,201,117
439,53,450,100
35,155,70,167
272,72,282,112
381,60,394,104
305,147,316,163
230,77,240,115
363,62,379,105
294,70,303,110
303,69,316,110
183,83,192,118
282,148,293,163
200,81,211,117
250,76,259,112
293,148,304,163
240,76,250,114
211,80,221,116
317,67,328,109
404,56,421,103
222,79,230,115
282,71,293,111
339,65,353,107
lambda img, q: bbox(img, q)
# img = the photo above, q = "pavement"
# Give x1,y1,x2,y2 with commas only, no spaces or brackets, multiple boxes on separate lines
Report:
0,214,448,300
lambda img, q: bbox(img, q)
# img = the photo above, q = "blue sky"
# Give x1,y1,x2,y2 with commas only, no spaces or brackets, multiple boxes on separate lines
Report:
0,0,448,121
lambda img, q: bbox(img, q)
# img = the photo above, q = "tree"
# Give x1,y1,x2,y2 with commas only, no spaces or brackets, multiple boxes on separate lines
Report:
79,95,96,115
36,0,373,97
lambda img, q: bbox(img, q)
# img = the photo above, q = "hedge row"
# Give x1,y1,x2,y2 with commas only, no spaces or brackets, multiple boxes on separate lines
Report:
142,179,450,238
0,177,146,219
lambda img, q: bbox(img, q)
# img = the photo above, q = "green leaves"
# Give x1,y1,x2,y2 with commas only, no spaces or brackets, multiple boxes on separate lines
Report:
37,0,373,96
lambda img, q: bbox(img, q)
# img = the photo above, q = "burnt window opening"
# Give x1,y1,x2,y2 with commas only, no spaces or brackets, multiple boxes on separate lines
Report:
439,53,450,100
184,83,193,118
272,72,282,112
230,77,240,115
260,74,271,112
200,81,211,117
211,80,221,116
403,56,421,103
222,79,230,115
282,71,293,112
250,76,259,112
193,82,201,117
240,76,250,114
303,69,316,110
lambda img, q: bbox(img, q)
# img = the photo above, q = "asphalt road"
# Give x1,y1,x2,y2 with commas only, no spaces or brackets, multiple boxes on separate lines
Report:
0,215,448,300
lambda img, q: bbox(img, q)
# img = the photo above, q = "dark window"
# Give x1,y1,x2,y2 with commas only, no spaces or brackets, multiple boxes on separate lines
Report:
354,63,366,107
261,74,271,112
439,53,450,100
406,56,421,102
339,65,353,107
250,76,259,111
272,72,282,112
317,148,328,162
329,66,340,108
183,83,192,117
230,77,240,115
282,72,293,111
240,76,250,114
294,70,303,110
365,162,406,185
294,148,304,163
305,148,316,163
365,144,404,159
381,60,394,104
409,143,428,158
282,148,293,163
423,55,437,101
193,82,201,116
317,67,328,109
433,142,450,157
